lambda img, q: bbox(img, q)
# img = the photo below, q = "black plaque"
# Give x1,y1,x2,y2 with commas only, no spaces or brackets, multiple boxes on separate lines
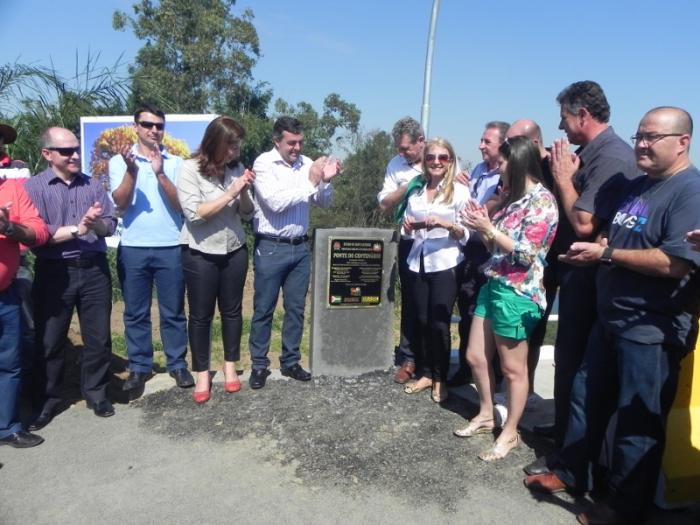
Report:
328,238,383,307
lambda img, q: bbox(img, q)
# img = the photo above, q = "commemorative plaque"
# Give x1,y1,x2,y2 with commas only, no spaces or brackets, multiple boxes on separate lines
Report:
327,238,383,307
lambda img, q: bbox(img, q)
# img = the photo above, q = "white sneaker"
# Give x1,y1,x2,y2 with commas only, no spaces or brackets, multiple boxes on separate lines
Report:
494,403,508,427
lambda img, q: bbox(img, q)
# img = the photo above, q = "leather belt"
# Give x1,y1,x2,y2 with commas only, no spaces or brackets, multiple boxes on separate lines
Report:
255,233,308,245
43,254,104,268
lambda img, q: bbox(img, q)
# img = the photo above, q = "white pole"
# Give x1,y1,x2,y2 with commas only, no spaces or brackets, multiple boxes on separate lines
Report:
421,0,441,137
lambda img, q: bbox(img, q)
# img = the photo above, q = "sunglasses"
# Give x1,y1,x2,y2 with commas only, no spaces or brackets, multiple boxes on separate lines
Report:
45,146,80,157
425,153,451,163
138,121,165,131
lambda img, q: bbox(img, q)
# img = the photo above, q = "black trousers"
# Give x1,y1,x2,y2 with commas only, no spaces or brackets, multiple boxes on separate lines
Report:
182,246,248,372
411,262,460,382
395,238,417,366
456,240,491,358
32,255,112,408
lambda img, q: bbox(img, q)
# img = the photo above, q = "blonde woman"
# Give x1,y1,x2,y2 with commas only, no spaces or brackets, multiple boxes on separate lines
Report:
402,138,470,403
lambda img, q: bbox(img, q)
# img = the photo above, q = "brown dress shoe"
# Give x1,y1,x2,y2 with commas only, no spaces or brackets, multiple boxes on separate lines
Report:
524,472,567,494
393,361,415,384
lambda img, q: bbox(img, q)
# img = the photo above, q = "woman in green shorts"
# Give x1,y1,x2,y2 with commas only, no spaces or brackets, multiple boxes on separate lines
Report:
456,136,558,461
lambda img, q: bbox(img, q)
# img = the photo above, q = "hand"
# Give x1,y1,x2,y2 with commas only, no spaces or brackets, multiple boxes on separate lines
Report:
558,238,607,266
425,215,449,231
686,229,700,251
402,216,419,232
149,144,164,176
228,169,256,197
460,200,491,233
79,201,103,234
119,144,138,176
322,157,342,183
550,138,580,187
309,156,326,186
0,201,12,231
455,170,471,186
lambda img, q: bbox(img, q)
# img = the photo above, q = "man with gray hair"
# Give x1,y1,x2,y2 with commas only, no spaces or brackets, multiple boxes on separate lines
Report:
450,121,509,387
377,116,425,383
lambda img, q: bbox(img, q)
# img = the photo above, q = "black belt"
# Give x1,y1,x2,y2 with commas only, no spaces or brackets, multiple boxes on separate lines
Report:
43,254,104,268
256,233,308,245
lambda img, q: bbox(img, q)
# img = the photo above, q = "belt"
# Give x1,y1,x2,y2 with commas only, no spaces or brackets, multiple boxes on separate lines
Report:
44,254,104,268
255,233,308,245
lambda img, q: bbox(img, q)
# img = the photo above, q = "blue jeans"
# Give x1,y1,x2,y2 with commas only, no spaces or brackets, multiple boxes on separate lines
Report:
248,238,310,370
553,321,684,520
117,245,187,373
0,284,22,438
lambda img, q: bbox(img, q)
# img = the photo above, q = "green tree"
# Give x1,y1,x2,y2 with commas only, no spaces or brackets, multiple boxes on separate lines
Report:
113,0,262,114
311,130,396,230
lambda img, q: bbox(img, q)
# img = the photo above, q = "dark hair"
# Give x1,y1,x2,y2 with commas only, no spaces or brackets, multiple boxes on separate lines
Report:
497,136,543,210
134,103,166,123
272,116,303,141
195,116,246,180
485,121,510,143
392,117,424,144
556,81,610,123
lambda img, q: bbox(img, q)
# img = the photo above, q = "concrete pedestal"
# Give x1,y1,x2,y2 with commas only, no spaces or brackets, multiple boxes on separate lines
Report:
310,228,398,376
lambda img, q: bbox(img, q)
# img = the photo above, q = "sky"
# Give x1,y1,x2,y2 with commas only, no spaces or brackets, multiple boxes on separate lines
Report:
3,0,700,168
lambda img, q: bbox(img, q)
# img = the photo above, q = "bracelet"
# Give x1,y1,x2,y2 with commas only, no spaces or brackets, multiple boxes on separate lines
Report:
484,228,497,242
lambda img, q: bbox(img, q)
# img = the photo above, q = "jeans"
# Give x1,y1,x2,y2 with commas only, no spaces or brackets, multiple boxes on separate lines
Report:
553,264,597,446
248,238,310,370
32,255,112,408
0,284,22,438
117,245,187,373
182,246,248,372
395,237,417,366
553,321,683,520
411,262,460,382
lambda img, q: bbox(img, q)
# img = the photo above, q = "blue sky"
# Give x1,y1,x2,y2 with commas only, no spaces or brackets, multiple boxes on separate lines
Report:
4,0,700,167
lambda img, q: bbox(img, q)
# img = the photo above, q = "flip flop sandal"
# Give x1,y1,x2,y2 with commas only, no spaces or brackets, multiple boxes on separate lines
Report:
453,418,495,437
478,433,520,462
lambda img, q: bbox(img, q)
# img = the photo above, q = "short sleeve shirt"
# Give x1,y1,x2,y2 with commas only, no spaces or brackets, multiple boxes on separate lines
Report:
597,166,700,348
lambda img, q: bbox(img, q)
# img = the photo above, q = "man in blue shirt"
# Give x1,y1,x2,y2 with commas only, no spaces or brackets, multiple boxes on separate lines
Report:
109,104,193,392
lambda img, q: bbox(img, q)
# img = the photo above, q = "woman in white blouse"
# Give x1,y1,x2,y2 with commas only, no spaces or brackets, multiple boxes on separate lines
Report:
402,138,470,403
177,116,255,404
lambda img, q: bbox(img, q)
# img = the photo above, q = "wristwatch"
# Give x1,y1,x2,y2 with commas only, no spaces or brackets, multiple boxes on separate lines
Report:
600,246,614,264
70,225,80,238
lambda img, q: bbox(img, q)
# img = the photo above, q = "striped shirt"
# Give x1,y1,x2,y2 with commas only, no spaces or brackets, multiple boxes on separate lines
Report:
252,148,332,237
24,168,117,259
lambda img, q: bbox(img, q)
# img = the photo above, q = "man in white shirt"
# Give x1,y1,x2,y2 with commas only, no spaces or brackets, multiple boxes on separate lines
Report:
451,121,510,386
377,117,425,383
248,116,340,389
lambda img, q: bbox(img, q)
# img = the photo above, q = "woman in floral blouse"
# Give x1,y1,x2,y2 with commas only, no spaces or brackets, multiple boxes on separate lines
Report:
457,135,558,461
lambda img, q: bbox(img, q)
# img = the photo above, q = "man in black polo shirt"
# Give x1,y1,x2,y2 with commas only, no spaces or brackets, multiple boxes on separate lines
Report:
526,106,700,525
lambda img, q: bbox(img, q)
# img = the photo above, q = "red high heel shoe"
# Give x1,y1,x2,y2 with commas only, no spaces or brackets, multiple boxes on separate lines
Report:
224,375,241,393
193,383,211,404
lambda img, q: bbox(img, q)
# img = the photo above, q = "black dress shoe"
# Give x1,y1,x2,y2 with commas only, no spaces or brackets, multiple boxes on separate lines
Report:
28,410,55,431
89,400,115,418
169,368,195,388
524,455,550,476
123,371,150,391
249,368,271,389
280,363,311,382
533,423,556,439
0,431,44,448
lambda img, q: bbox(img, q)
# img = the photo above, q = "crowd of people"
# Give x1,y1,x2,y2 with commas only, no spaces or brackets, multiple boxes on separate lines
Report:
379,81,700,524
1,80,699,524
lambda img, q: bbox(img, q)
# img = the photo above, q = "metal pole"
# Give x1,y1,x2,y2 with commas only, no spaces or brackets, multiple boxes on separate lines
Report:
421,0,441,137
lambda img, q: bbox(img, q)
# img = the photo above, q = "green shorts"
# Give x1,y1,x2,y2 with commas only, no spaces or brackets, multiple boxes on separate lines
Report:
474,279,542,341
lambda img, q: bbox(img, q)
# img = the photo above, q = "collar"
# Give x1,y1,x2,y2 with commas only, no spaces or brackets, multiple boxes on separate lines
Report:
132,143,171,161
577,126,614,163
270,147,304,169
43,168,89,186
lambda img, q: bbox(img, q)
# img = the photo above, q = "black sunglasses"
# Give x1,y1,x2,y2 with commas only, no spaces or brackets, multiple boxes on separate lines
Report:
45,146,80,157
138,121,165,131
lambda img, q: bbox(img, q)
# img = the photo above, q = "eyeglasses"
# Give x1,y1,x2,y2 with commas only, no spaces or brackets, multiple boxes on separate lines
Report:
138,121,165,131
425,154,451,163
45,146,80,157
630,133,683,145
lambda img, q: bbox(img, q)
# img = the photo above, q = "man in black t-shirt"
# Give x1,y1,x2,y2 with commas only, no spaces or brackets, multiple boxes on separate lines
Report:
526,106,700,525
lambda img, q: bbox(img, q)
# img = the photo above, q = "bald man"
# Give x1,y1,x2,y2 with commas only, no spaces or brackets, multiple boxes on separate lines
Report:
526,107,700,525
25,127,118,428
